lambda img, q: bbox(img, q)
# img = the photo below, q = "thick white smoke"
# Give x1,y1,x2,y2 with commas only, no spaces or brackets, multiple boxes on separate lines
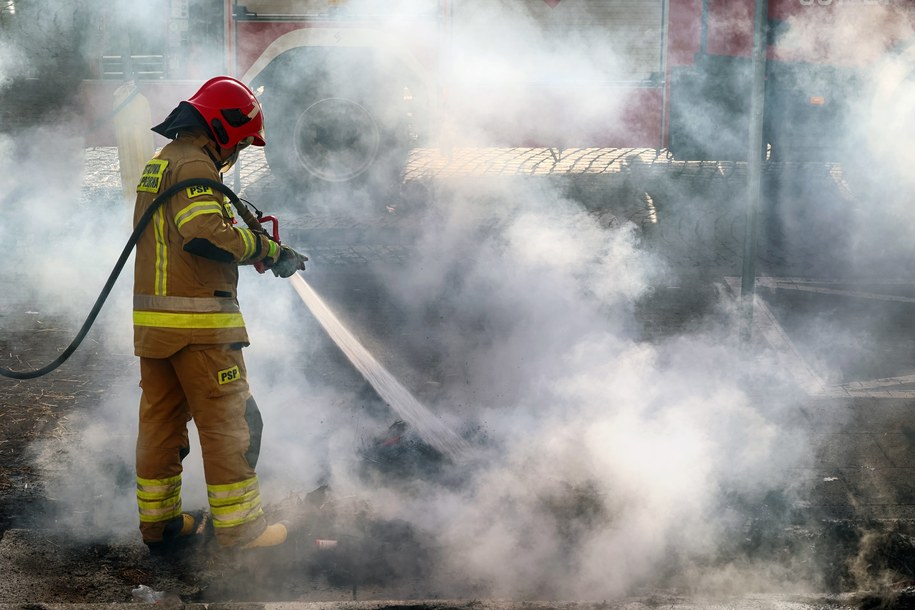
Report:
289,176,816,598
0,129,133,346
776,3,915,275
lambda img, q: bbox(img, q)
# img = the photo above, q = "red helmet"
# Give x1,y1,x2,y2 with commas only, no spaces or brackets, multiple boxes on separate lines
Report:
186,76,266,148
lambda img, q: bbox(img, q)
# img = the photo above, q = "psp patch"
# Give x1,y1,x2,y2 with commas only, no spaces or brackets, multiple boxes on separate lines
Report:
137,159,169,193
186,185,214,198
217,365,241,385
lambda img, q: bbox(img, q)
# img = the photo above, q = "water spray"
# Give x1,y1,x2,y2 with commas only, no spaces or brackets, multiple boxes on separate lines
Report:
288,273,470,460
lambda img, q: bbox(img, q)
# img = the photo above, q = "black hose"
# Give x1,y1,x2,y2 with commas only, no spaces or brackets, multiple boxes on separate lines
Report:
0,178,243,380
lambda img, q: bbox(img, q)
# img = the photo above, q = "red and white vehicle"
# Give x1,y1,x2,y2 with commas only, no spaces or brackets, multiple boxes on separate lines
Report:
76,0,915,187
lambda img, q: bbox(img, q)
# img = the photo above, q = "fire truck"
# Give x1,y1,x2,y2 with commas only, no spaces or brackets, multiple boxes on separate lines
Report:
71,0,915,188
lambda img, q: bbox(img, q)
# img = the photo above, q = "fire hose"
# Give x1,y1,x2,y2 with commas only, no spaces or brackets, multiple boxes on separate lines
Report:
0,179,271,380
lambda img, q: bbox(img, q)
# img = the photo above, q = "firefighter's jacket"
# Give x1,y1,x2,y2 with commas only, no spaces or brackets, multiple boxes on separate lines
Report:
132,133,279,358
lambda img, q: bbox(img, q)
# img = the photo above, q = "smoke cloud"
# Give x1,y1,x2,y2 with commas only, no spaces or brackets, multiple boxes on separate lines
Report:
294,175,817,598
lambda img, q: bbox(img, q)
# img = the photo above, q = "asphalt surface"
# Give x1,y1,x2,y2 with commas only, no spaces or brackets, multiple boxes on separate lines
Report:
5,146,915,608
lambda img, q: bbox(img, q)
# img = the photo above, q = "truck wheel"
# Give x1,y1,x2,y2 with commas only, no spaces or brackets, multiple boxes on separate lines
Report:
290,96,382,183
257,51,420,200
264,91,413,205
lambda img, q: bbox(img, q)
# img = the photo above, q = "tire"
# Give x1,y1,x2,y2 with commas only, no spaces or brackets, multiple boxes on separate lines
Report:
256,48,423,202
291,97,381,183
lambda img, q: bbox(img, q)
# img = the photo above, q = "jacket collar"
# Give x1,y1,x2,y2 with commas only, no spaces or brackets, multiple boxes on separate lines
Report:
176,132,223,169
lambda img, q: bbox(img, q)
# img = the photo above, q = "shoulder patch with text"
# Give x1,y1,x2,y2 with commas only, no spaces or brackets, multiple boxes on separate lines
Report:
137,159,169,193
217,365,240,385
186,185,214,198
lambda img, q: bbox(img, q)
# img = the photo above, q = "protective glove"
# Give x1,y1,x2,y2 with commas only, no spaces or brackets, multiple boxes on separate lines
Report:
271,245,308,278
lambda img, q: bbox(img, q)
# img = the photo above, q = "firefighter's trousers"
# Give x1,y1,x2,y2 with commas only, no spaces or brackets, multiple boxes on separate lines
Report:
135,344,266,548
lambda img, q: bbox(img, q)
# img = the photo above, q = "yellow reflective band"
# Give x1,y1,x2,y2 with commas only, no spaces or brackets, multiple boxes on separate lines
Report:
137,496,180,510
223,202,235,220
210,503,264,529
137,488,180,502
138,504,182,523
186,185,214,198
133,294,239,313
207,476,259,495
137,485,177,499
137,479,181,505
207,488,259,508
137,159,169,193
236,227,256,260
267,240,279,259
211,510,264,529
137,474,182,488
153,207,167,296
133,310,245,329
175,201,223,230
206,477,263,529
136,473,182,523
210,497,262,517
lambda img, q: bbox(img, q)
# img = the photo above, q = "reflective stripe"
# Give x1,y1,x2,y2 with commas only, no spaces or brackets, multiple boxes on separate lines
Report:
133,310,245,329
236,227,256,260
138,506,183,523
208,477,258,497
267,240,279,259
210,497,264,528
133,295,240,313
137,474,181,489
208,488,259,508
153,208,167,296
207,477,263,529
175,201,224,230
136,474,182,523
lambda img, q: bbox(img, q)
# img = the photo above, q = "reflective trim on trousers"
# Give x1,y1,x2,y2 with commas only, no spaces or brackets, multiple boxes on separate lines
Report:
137,474,182,523
207,476,264,529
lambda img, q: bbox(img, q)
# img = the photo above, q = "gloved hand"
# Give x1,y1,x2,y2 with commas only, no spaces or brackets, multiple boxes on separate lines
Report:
271,245,308,278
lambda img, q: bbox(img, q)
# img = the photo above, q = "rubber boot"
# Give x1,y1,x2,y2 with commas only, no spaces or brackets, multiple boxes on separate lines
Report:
176,512,198,536
146,511,210,556
241,522,288,549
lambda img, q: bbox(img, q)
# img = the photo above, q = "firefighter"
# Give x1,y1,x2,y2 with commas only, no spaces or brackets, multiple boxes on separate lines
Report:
132,76,307,554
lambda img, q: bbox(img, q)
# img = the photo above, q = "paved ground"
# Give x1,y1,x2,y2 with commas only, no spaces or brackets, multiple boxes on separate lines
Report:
4,145,915,607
